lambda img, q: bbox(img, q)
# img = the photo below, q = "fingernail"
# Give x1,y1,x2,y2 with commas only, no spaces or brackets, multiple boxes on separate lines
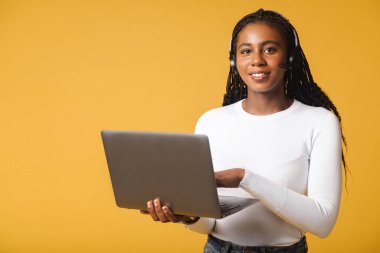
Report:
147,201,151,208
154,199,158,207
163,206,168,213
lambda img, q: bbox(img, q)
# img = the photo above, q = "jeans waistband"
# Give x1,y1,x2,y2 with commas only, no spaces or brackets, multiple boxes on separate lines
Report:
207,234,308,253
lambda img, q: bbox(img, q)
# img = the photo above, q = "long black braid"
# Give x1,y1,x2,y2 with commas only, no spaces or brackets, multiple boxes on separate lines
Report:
223,9,348,180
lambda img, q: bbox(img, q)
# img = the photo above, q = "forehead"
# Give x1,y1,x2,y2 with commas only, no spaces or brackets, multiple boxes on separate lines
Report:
236,22,286,47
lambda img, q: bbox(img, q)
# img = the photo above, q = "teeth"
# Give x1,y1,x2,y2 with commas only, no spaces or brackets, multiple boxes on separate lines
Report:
252,73,266,77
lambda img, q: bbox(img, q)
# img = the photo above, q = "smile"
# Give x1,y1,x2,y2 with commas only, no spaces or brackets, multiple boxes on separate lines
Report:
249,71,270,80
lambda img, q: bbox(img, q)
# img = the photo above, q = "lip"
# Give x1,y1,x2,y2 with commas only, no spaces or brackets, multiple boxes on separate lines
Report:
249,71,271,81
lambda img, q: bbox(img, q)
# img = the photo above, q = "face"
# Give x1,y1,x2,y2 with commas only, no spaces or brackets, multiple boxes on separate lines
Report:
235,22,288,96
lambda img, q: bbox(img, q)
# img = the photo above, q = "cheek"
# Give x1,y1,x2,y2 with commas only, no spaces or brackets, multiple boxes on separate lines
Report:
268,54,286,66
236,57,251,71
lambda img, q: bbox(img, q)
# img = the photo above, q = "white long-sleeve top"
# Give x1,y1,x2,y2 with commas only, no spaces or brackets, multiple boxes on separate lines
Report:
186,99,342,246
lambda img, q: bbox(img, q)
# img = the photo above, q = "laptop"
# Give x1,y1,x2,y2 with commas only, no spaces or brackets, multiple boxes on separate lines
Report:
101,130,257,218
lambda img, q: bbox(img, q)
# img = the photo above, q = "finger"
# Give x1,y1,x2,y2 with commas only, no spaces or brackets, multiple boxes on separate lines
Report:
215,177,223,187
214,172,223,187
140,210,149,214
147,200,159,221
154,199,169,223
162,206,180,223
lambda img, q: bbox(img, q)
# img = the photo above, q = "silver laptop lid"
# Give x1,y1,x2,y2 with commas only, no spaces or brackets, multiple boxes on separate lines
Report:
101,130,222,218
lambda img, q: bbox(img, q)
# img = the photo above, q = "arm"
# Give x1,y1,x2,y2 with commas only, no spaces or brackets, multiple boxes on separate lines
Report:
239,111,342,237
184,217,216,233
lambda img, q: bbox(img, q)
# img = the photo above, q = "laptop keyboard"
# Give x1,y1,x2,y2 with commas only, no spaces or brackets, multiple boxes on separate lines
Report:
220,203,241,217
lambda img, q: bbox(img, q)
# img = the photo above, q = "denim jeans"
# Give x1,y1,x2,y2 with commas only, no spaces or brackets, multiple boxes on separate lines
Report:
203,235,308,253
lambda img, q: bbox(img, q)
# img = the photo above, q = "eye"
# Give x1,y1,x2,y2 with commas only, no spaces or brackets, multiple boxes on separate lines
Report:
263,47,277,54
240,48,252,54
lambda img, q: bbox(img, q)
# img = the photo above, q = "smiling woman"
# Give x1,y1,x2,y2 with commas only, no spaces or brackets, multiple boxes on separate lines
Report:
141,8,346,253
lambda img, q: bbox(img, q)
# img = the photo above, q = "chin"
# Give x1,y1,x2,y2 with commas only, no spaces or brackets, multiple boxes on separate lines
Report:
248,85,281,95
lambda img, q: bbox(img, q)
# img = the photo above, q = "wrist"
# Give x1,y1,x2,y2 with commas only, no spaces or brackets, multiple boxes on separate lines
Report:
182,216,200,225
239,168,246,181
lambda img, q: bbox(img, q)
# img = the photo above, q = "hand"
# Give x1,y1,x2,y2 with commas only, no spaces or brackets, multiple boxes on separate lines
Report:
140,198,199,224
215,168,245,188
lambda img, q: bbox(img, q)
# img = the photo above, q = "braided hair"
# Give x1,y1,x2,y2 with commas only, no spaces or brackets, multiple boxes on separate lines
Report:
223,9,348,178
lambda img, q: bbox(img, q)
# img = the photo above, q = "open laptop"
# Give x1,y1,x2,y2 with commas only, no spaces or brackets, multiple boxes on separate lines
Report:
101,130,257,218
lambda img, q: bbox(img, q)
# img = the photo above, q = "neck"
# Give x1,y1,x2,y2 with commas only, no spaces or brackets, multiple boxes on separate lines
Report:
243,93,293,116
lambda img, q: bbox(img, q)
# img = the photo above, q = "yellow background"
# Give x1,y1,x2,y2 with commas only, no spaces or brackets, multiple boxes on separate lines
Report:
0,0,379,252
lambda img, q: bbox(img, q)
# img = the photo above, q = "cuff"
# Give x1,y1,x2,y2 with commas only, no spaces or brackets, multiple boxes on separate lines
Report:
184,217,216,234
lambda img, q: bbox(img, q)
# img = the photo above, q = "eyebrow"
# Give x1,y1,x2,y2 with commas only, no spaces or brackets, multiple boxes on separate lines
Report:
237,40,281,49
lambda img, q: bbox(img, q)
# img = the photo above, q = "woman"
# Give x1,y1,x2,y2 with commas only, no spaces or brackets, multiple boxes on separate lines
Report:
141,9,346,253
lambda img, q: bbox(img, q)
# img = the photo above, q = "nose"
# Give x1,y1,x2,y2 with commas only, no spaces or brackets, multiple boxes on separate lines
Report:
251,52,266,67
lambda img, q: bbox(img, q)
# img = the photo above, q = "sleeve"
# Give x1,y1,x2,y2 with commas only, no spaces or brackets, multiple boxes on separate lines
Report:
184,217,216,234
239,111,342,238
183,112,216,234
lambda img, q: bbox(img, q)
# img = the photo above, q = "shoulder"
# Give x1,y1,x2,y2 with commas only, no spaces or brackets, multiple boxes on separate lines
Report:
198,102,238,121
195,101,240,134
295,100,339,126
294,101,341,141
